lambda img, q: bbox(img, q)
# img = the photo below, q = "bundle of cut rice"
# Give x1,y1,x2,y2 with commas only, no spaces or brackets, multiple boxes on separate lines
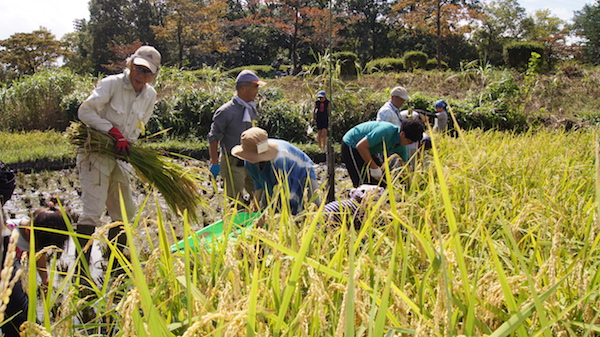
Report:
66,122,203,222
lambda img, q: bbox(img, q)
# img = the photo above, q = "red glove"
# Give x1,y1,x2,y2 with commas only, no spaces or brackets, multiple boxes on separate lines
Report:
108,127,130,154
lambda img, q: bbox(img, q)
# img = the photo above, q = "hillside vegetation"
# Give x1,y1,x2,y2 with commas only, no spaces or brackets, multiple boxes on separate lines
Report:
0,63,598,167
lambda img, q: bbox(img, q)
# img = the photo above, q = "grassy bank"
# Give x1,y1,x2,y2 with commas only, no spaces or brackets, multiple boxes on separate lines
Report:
0,131,332,170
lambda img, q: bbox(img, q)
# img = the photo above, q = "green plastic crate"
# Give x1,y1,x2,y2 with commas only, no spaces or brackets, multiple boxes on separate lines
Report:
171,212,260,252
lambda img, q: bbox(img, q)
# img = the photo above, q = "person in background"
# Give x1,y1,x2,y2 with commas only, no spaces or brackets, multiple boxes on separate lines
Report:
208,70,266,205
433,99,449,131
376,86,411,126
1,205,70,337
76,45,161,274
231,127,320,216
398,109,430,168
311,90,330,152
322,184,384,230
341,119,425,188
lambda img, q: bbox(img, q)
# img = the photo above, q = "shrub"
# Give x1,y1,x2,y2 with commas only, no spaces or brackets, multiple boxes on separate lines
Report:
503,42,545,71
425,59,449,70
259,100,312,143
406,92,434,111
146,87,229,140
403,51,428,71
329,88,385,141
0,69,94,131
364,58,405,73
332,52,359,79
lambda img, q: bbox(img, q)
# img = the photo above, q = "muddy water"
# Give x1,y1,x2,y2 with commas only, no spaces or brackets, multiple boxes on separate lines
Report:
3,161,352,256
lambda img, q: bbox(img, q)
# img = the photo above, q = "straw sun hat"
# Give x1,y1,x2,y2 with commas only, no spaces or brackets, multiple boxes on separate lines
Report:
231,127,278,164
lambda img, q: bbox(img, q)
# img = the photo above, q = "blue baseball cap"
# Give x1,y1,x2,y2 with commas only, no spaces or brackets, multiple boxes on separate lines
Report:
317,90,326,98
434,100,447,109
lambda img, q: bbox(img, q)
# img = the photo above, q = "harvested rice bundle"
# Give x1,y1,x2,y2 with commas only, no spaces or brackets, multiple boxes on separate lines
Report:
66,121,203,222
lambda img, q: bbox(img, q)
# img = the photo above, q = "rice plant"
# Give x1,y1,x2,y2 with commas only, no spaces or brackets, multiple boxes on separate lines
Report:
4,127,599,336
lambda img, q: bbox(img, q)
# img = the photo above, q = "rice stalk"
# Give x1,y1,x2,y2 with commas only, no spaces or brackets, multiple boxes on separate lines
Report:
117,192,173,336
0,230,23,325
65,121,204,222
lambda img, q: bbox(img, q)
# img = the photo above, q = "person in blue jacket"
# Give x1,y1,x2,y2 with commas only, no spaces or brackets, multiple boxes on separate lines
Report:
231,127,320,215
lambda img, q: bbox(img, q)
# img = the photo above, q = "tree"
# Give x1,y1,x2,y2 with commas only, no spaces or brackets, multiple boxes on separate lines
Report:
470,0,531,65
572,0,600,64
152,0,228,68
526,9,571,67
88,0,137,73
0,28,64,75
87,0,164,74
61,20,95,74
391,0,482,68
229,0,341,72
525,9,565,41
342,0,392,61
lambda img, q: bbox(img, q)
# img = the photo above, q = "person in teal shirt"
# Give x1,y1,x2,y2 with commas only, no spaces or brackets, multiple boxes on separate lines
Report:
341,119,424,187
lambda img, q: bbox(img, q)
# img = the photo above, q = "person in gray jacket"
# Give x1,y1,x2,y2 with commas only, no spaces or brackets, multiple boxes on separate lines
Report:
207,70,266,205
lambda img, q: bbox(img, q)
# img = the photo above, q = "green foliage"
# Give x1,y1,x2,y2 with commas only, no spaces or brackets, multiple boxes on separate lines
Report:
363,58,405,73
0,28,65,76
425,58,449,70
405,92,434,111
147,87,229,140
0,130,73,163
332,52,359,79
503,41,545,71
328,88,384,141
450,73,529,132
304,51,342,86
572,1,600,65
403,51,428,71
450,100,529,132
0,68,94,131
225,65,276,79
258,99,312,143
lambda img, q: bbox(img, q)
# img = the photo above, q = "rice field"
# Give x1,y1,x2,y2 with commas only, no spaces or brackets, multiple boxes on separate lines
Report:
2,127,598,336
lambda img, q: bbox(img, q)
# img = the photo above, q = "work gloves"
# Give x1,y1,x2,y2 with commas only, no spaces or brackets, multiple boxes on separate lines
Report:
210,164,220,178
108,127,130,155
369,167,383,180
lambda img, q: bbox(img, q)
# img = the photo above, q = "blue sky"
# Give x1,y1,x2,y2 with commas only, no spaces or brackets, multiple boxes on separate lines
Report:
0,0,595,41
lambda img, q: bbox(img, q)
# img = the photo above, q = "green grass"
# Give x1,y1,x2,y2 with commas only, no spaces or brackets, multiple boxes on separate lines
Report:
0,130,74,163
0,131,331,167
5,126,599,336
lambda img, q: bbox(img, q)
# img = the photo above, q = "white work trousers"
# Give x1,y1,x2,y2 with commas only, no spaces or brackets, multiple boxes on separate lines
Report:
77,152,136,227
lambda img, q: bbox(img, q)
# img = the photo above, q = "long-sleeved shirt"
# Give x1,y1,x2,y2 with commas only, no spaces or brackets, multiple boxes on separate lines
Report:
246,139,317,215
207,97,258,153
376,101,402,126
78,69,156,142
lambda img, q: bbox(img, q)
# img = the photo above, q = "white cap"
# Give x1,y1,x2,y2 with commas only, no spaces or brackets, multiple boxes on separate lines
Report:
132,46,161,74
390,86,410,100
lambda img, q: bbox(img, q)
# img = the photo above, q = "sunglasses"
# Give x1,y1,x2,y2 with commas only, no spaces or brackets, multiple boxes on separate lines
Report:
135,65,154,75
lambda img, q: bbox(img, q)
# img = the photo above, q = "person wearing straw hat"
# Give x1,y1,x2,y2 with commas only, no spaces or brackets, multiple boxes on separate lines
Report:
207,70,266,205
231,127,320,215
75,45,161,275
